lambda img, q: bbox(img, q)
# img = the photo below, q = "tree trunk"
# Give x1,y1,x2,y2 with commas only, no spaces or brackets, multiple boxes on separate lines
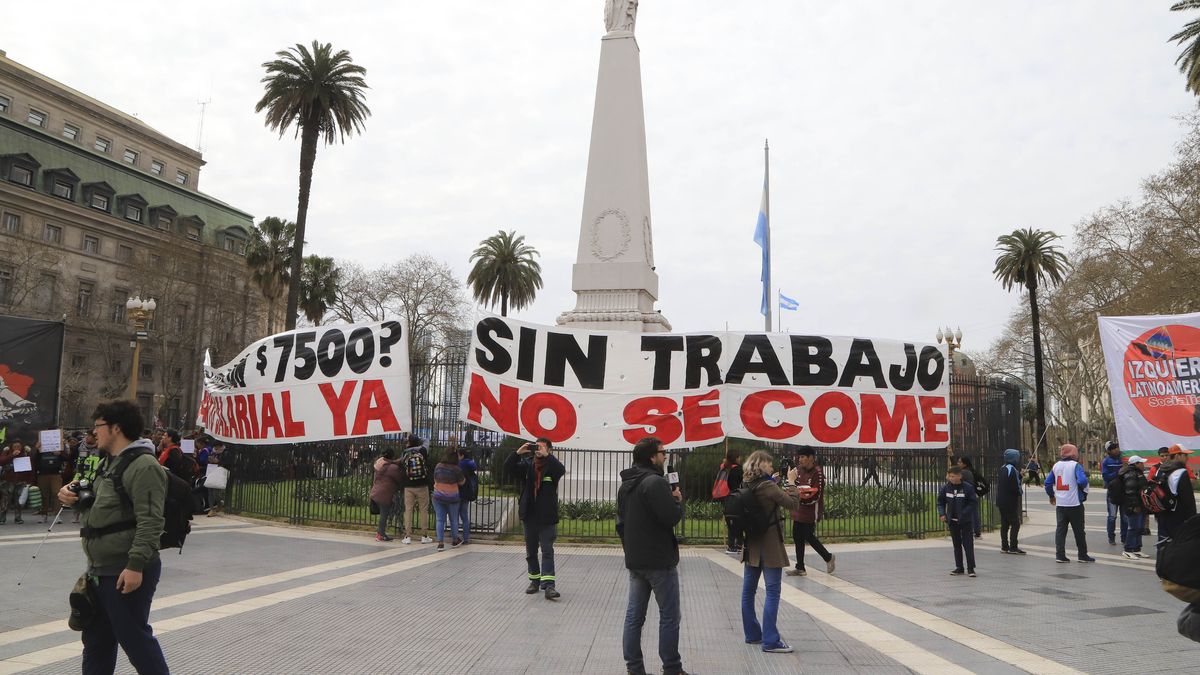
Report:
1028,282,1048,461
501,287,508,317
285,116,320,331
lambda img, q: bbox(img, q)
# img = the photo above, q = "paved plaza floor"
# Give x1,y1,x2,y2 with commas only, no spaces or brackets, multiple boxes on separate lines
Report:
0,500,1196,674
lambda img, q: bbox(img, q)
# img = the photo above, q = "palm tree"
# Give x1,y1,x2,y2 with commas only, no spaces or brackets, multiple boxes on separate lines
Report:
1171,1,1200,95
245,217,295,333
467,230,543,316
993,228,1069,459
299,255,339,326
256,40,370,330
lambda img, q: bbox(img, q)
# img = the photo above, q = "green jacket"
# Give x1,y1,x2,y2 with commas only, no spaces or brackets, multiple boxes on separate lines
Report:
80,439,166,574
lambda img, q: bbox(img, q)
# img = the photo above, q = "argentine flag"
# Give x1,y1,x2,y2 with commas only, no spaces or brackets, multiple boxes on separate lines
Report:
779,292,798,311
753,181,769,317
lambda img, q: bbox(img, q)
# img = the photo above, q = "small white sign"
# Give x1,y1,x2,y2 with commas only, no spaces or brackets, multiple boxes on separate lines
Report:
12,456,32,473
181,439,195,455
38,429,62,454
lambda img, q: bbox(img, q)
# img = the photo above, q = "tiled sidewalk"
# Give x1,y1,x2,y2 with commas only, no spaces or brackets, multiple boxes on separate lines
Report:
0,508,1195,674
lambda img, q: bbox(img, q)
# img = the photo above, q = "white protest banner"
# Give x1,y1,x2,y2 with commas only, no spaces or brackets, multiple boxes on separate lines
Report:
1098,311,1200,452
459,315,950,450
198,320,411,445
12,456,32,473
38,429,62,453
181,439,195,455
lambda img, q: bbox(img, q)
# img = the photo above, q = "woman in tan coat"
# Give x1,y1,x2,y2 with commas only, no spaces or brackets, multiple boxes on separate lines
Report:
740,450,800,654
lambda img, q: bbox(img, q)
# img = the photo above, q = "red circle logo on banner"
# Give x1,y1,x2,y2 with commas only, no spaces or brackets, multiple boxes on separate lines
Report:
1122,324,1200,436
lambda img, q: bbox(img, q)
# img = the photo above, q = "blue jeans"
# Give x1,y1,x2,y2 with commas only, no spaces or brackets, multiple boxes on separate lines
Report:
1107,501,1128,543
622,568,682,674
741,564,783,648
433,499,459,543
82,559,169,675
457,500,471,541
1122,510,1143,551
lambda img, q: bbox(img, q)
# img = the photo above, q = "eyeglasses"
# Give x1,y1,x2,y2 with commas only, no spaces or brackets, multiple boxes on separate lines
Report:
92,422,112,431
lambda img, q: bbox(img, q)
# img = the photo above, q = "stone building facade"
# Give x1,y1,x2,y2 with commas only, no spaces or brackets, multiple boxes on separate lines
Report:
0,50,266,428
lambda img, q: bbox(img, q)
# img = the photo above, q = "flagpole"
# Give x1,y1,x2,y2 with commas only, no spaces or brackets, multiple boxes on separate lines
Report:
763,139,771,333
776,287,780,333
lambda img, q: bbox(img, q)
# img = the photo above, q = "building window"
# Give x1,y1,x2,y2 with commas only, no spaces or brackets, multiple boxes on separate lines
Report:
110,289,128,323
175,170,188,186
172,367,183,381
150,160,164,176
187,226,201,241
52,180,73,200
62,123,80,141
0,94,10,113
94,137,111,153
156,215,171,230
90,193,109,212
27,108,47,127
123,149,139,165
110,359,123,374
150,253,161,266
140,363,154,379
9,165,32,186
0,266,12,305
117,245,133,263
83,234,100,254
173,307,188,331
70,353,87,369
76,280,94,317
2,213,20,234
44,223,63,244
125,205,142,222
223,237,236,252
34,274,56,311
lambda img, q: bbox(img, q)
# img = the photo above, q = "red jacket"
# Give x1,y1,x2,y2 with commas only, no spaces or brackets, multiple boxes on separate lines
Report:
789,464,826,523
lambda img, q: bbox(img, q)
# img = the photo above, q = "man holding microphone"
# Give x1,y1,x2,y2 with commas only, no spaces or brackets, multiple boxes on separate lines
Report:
617,436,690,675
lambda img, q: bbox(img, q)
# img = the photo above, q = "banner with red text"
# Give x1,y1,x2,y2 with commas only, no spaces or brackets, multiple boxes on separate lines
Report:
459,315,949,450
1099,311,1200,453
198,320,411,444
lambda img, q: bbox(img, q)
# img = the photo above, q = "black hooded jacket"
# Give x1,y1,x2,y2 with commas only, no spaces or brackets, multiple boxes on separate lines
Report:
616,464,682,570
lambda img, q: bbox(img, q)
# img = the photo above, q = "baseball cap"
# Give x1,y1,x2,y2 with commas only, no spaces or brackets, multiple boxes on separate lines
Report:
1127,455,1147,464
1168,444,1194,455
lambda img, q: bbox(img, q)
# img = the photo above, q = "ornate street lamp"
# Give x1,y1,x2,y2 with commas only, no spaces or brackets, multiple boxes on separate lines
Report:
125,296,157,402
936,325,964,369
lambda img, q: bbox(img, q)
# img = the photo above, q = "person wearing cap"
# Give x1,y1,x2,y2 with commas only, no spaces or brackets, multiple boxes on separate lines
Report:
1156,445,1197,543
1045,444,1094,563
1101,441,1127,546
1118,455,1149,558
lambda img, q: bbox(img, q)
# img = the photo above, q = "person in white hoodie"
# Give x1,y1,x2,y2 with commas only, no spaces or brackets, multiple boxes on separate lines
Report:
1044,443,1095,563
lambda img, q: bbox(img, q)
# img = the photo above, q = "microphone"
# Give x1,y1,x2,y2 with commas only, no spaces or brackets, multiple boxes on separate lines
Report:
667,463,679,487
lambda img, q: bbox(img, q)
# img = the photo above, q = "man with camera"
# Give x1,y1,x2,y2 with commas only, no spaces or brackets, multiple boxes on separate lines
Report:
58,400,169,675
616,436,689,675
505,437,565,599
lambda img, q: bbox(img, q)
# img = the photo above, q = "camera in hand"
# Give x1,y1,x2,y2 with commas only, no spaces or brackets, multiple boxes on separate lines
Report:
68,480,95,509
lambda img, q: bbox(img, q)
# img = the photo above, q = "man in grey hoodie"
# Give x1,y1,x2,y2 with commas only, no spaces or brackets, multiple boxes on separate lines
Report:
995,449,1025,554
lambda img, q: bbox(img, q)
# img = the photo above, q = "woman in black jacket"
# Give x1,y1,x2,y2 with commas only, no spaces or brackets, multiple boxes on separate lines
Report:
1118,456,1149,558
719,450,744,553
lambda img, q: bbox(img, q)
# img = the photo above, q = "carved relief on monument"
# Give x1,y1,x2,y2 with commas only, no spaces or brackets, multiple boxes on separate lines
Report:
642,216,654,267
604,0,638,34
590,208,631,261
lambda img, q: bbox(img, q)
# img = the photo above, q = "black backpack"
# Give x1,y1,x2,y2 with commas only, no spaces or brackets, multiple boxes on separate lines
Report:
1158,514,1200,603
1107,476,1126,507
973,474,990,497
460,462,479,503
111,448,194,551
723,481,777,542
402,449,428,482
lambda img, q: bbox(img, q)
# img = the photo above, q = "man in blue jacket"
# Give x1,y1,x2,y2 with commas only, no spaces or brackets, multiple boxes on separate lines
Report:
937,466,979,577
1100,440,1126,546
995,449,1025,554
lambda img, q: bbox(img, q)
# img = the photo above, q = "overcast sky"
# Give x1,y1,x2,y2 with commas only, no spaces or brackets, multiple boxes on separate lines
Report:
4,1,1196,349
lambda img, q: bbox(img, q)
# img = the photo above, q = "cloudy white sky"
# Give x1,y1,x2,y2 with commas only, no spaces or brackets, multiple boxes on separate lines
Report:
4,1,1196,349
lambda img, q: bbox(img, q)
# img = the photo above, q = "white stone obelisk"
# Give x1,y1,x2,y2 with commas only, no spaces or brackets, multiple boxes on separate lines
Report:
557,0,670,333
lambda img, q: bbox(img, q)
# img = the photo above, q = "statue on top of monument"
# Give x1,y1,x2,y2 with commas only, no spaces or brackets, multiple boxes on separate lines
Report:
604,0,637,35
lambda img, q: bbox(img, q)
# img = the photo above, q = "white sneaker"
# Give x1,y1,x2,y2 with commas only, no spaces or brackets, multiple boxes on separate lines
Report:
826,554,836,574
1122,551,1137,559
1134,552,1150,559
401,536,412,545
420,536,433,544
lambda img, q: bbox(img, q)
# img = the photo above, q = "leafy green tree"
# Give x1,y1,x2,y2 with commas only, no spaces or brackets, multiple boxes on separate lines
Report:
256,40,370,330
245,217,295,333
1171,1,1200,95
467,230,543,316
299,255,339,326
993,228,1069,456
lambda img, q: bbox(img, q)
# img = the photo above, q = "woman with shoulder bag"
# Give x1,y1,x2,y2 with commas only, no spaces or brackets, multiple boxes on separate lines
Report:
370,449,405,541
740,450,801,654
432,449,466,551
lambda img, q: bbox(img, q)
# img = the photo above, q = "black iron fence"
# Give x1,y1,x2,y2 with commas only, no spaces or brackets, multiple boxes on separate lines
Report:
224,365,1022,544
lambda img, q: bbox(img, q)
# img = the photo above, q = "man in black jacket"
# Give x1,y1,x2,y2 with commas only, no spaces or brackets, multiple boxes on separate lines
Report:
616,436,688,675
504,437,566,599
996,449,1025,554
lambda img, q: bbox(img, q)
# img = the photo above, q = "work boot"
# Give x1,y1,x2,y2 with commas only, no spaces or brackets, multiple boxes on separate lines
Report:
525,580,541,594
544,586,561,600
